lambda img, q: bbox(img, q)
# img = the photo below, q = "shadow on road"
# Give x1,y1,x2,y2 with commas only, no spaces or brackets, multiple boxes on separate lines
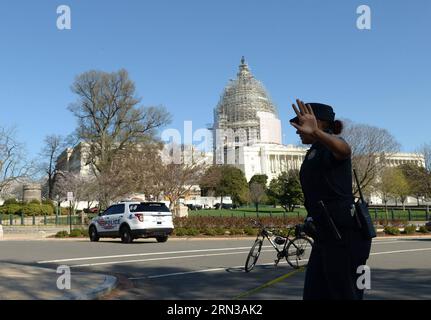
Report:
91,263,431,300
366,268,431,300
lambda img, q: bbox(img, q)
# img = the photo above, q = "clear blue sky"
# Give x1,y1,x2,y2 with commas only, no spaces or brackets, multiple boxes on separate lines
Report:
0,0,430,159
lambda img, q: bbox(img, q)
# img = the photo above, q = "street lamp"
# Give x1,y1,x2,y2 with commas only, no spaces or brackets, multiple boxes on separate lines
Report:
55,195,60,225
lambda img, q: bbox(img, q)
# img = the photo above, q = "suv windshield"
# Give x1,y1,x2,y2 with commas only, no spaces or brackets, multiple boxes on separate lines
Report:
129,203,170,213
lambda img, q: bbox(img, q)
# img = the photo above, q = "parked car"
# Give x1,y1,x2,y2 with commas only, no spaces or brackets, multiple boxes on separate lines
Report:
84,207,100,214
214,203,235,210
88,202,174,243
186,204,203,211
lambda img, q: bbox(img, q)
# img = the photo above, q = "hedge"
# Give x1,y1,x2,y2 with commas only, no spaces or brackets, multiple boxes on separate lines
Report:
384,226,400,235
0,203,54,216
172,216,304,230
403,225,417,234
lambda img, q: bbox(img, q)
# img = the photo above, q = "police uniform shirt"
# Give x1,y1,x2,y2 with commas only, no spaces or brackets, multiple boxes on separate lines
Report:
299,138,355,229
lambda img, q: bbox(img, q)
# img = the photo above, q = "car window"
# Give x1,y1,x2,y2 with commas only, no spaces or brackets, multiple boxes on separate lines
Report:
130,203,170,213
101,206,114,216
110,204,125,215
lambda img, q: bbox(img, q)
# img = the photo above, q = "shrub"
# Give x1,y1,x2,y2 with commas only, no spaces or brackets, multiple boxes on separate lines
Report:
29,199,41,205
214,227,226,236
403,225,417,235
173,216,303,230
384,226,400,235
21,204,54,216
229,228,244,236
81,228,89,237
418,226,429,234
174,228,187,236
55,231,69,238
3,198,19,205
42,200,55,211
185,228,200,236
0,204,22,215
201,228,217,236
69,229,83,237
244,227,258,236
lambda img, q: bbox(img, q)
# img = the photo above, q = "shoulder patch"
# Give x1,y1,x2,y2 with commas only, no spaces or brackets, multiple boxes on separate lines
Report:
307,149,317,160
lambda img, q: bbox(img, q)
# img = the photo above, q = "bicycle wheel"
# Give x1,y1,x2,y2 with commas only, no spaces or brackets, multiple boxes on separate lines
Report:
245,239,263,272
286,236,313,269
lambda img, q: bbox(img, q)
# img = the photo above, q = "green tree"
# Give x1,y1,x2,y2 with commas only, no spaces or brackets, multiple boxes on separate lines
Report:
399,163,427,206
267,170,304,212
391,168,411,211
200,165,248,207
248,174,268,213
249,174,268,186
377,167,399,223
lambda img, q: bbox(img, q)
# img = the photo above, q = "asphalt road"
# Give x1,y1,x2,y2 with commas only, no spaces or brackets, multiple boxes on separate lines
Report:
1,237,431,300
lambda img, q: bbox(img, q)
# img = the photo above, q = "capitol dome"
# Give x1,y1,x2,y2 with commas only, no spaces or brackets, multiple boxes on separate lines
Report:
215,57,278,124
214,57,282,146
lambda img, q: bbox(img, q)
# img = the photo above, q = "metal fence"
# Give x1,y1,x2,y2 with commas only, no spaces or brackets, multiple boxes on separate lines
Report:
0,207,429,226
0,214,96,226
189,207,431,221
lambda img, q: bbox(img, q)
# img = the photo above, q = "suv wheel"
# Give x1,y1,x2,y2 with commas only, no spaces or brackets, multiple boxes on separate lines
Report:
120,226,133,244
89,226,100,242
156,236,168,243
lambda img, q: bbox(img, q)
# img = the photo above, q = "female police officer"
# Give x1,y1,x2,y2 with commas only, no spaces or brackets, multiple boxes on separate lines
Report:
290,99,372,300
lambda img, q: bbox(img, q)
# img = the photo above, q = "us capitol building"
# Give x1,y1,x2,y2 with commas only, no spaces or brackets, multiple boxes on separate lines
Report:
53,57,425,206
211,57,424,189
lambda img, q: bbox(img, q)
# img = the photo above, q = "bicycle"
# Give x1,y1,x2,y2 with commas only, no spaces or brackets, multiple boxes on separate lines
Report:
245,220,313,272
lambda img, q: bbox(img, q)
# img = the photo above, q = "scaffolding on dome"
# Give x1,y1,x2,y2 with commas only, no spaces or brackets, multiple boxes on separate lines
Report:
213,57,280,147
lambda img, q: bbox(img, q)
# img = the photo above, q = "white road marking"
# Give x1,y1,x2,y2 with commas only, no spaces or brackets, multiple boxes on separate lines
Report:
37,239,412,264
37,246,272,264
69,250,275,268
128,247,431,280
370,248,431,256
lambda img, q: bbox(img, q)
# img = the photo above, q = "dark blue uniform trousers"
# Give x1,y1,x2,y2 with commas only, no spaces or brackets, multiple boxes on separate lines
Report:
303,228,372,300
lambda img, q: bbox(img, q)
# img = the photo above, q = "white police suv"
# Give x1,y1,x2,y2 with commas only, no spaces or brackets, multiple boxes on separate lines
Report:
88,202,174,243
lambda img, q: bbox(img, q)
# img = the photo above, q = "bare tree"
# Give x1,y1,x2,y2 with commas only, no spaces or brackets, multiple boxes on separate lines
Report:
68,69,171,207
341,120,400,195
418,143,431,172
39,134,67,200
0,126,35,197
53,171,93,213
414,143,431,201
157,162,206,213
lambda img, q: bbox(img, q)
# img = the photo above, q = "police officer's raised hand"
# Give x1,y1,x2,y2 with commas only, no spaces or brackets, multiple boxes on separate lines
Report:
290,99,318,136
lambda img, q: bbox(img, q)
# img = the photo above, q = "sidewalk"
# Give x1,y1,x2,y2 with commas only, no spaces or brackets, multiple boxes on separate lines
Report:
0,262,118,300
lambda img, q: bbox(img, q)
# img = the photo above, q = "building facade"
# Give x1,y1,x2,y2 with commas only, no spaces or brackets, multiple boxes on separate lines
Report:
56,142,93,178
212,58,425,204
212,57,307,182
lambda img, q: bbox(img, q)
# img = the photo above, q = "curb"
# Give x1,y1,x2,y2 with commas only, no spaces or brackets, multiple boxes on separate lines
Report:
63,274,118,300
